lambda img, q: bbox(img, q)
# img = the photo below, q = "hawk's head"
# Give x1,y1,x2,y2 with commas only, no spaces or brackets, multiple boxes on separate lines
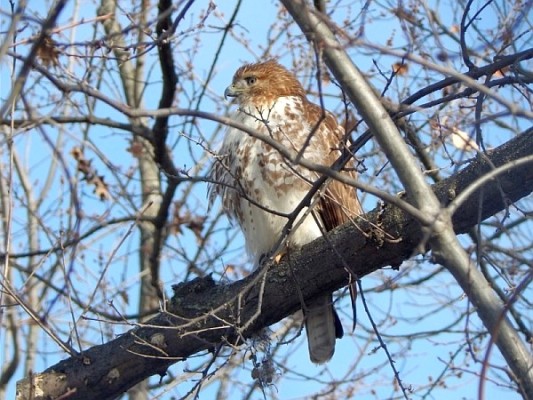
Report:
224,60,306,106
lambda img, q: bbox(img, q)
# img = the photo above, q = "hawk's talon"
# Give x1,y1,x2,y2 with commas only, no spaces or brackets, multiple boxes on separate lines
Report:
273,250,287,264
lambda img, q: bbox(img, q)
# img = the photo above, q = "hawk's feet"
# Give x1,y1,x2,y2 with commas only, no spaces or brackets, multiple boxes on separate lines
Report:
258,249,287,266
273,250,287,264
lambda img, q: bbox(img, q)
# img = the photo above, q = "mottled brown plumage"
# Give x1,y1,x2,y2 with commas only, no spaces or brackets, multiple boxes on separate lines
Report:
209,60,361,363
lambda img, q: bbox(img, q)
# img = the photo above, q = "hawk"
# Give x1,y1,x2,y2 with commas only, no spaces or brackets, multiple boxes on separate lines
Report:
209,60,362,363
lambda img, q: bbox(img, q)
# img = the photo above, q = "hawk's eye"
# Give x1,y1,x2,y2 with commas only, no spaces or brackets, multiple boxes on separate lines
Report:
245,76,256,85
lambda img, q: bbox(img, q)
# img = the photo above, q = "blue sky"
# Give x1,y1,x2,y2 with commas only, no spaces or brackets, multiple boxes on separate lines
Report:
1,0,530,399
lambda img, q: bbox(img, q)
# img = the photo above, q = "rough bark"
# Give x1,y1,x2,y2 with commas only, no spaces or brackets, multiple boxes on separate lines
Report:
281,1,533,397
16,128,533,400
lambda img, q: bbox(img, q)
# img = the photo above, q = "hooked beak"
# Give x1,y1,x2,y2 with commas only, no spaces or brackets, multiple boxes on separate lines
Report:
224,85,238,99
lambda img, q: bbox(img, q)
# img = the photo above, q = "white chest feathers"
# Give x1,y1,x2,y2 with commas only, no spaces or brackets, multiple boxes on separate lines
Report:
213,96,329,265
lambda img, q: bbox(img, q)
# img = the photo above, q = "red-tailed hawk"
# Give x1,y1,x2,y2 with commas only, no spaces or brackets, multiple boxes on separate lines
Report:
209,60,362,363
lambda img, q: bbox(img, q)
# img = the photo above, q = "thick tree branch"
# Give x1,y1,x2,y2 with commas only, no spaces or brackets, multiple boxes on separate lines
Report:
16,129,533,400
281,1,533,397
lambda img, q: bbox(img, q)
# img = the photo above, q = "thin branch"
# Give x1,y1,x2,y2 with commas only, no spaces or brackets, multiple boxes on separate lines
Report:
15,129,533,400
0,0,68,119
280,1,533,398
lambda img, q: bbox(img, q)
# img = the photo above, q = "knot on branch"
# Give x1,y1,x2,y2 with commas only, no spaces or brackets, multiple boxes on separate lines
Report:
171,275,216,298
170,275,222,316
